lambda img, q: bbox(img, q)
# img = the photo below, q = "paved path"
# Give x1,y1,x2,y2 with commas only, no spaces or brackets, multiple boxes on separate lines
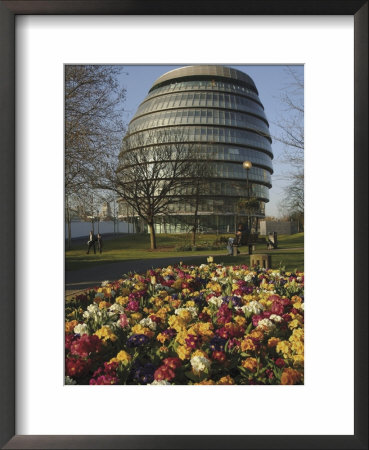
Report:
65,255,207,295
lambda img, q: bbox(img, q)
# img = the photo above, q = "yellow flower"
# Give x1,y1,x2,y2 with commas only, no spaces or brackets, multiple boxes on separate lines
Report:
130,312,142,321
115,296,129,306
195,379,215,385
276,340,291,359
116,350,131,365
176,345,191,360
292,354,304,367
65,320,78,333
175,330,188,346
206,282,221,293
94,326,117,342
170,299,182,309
192,349,208,359
288,319,300,330
99,301,111,309
185,300,195,307
168,315,186,332
155,307,169,321
217,375,234,385
207,256,214,263
178,309,192,323
234,316,246,327
290,327,304,339
131,324,154,338
242,357,258,372
156,333,167,344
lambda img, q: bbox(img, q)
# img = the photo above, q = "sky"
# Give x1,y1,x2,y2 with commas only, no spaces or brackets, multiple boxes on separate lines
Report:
118,64,304,218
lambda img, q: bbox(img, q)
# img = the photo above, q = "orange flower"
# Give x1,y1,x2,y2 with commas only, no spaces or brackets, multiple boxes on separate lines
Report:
281,367,302,385
241,338,256,352
217,375,234,385
268,337,280,348
195,379,215,385
65,320,78,333
242,357,258,372
156,333,167,344
250,329,264,341
99,301,111,309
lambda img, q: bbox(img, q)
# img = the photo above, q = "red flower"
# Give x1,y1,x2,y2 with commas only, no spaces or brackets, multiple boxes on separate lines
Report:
212,351,226,362
185,334,201,349
90,375,117,385
65,357,91,378
163,357,182,370
217,303,232,324
198,312,211,322
275,358,285,368
271,301,284,315
154,365,176,381
149,315,162,324
70,334,102,358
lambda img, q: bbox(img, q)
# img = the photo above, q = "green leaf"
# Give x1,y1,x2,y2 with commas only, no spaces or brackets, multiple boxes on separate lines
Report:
245,322,253,334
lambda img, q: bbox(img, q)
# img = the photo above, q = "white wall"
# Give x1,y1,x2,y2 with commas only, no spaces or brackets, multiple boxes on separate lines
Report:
65,220,135,238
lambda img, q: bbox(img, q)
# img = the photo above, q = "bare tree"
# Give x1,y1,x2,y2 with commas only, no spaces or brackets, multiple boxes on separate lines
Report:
65,65,126,247
273,66,304,228
182,158,215,246
96,129,204,249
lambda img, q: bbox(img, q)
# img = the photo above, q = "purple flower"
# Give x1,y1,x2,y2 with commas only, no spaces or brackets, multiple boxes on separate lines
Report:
209,336,227,352
133,363,156,384
127,334,149,347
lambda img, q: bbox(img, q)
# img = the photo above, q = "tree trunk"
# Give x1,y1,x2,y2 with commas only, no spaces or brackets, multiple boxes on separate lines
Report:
66,202,72,250
148,222,157,249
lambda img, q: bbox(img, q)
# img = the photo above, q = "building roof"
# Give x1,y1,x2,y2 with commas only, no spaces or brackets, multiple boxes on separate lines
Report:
150,65,257,93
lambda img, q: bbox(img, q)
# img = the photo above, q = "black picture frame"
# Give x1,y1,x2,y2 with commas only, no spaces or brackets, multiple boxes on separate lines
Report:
0,1,367,449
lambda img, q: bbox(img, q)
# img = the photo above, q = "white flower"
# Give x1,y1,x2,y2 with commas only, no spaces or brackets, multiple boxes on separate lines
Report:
73,323,89,336
175,306,198,319
101,280,110,287
139,317,157,331
244,274,253,282
256,318,276,334
65,376,77,385
207,296,223,308
269,314,283,323
241,301,264,315
109,303,125,315
190,355,211,374
150,380,171,385
82,303,100,319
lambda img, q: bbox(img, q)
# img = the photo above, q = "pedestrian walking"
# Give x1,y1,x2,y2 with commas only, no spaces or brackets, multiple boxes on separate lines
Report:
86,231,96,254
97,233,103,254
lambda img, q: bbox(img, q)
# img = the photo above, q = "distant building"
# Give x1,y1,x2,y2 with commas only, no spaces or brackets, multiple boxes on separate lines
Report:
120,65,273,233
259,220,298,235
100,202,112,220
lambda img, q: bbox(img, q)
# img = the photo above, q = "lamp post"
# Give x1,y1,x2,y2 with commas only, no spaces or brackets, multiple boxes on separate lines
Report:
242,160,252,232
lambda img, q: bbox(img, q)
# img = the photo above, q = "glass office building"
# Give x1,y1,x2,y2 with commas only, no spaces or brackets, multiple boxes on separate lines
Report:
120,65,273,234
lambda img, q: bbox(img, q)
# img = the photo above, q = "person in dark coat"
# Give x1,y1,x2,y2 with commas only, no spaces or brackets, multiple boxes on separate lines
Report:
87,231,96,254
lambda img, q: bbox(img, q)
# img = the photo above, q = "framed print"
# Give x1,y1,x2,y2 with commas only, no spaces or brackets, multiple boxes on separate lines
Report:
0,1,367,449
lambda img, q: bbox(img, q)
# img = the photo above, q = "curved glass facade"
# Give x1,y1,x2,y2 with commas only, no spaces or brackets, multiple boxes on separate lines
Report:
120,65,273,233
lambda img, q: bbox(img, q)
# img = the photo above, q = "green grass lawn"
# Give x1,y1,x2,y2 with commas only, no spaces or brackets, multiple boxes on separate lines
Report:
66,232,304,272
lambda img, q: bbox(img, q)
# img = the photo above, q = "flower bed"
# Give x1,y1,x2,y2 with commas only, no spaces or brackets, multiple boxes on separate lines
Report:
65,262,304,385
